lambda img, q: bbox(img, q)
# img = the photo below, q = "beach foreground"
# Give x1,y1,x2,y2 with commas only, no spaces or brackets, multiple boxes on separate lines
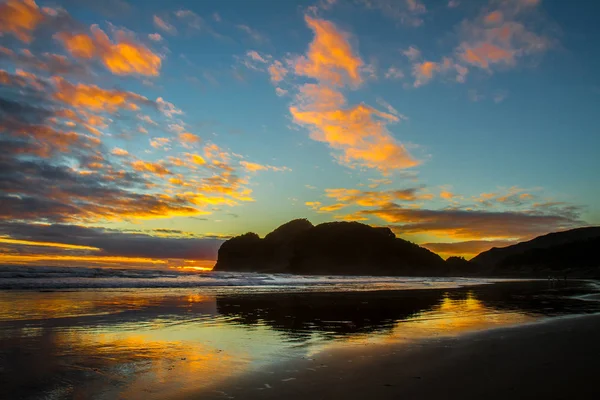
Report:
197,313,600,400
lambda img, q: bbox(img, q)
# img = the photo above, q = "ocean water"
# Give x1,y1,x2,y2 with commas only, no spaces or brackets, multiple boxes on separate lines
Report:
0,265,499,291
1,266,599,399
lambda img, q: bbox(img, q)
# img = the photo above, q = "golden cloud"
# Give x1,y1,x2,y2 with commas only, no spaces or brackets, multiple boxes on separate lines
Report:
325,187,430,207
358,204,580,241
239,161,290,172
457,1,549,70
440,190,455,200
291,98,418,172
422,239,517,259
52,76,149,112
268,60,288,82
288,17,417,172
111,148,129,157
294,16,363,87
56,25,161,76
179,132,201,144
0,0,43,43
131,160,171,176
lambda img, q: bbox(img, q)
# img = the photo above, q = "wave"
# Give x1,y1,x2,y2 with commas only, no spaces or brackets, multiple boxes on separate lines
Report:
0,265,495,291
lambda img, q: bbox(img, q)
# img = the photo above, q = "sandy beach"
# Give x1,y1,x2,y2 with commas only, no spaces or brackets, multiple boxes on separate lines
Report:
197,313,600,400
2,281,599,399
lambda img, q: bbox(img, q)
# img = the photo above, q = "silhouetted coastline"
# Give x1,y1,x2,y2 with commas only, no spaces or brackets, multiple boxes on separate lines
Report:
215,220,600,278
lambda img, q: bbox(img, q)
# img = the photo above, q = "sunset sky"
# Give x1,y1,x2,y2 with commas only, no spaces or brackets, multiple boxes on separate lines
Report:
1,0,599,268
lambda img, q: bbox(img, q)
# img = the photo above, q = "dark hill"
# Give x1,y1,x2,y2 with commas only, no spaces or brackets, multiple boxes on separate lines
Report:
214,220,446,276
472,227,600,268
471,227,600,277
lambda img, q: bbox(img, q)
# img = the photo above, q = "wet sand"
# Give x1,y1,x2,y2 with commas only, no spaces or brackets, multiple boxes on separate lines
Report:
198,314,600,400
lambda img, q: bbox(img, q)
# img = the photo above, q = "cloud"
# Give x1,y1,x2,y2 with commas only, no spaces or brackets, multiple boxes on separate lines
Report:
246,50,267,64
0,0,43,43
148,33,162,41
0,17,262,232
384,67,404,79
402,46,421,61
325,187,431,207
294,16,363,87
153,15,177,35
149,137,170,150
0,222,224,261
412,61,438,87
473,186,537,208
131,160,171,176
287,17,418,173
290,98,418,172
0,46,89,77
359,204,582,240
56,25,162,76
357,0,426,27
52,76,151,113
457,1,550,70
422,239,518,258
239,161,291,172
412,57,467,87
156,97,183,118
440,190,456,200
111,147,129,156
236,24,266,43
185,153,206,165
178,132,201,145
268,60,288,83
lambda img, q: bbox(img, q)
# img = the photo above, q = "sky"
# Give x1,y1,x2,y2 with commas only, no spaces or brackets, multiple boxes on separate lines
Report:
0,0,599,269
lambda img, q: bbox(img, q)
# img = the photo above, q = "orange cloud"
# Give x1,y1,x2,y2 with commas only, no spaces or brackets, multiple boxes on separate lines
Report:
318,203,347,212
440,190,455,200
357,204,581,241
460,42,514,68
294,16,363,86
325,187,430,207
384,67,404,80
268,60,288,82
484,11,504,25
422,239,517,259
150,137,170,150
52,77,149,113
153,15,177,35
56,25,161,76
458,2,549,70
474,186,536,207
186,153,207,166
131,160,171,176
412,61,438,87
0,0,43,43
305,201,322,211
291,98,417,172
412,57,467,87
239,161,290,172
0,237,100,251
179,132,201,144
111,148,129,156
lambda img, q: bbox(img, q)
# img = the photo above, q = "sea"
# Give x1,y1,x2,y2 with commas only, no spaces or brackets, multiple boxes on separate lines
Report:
1,265,599,399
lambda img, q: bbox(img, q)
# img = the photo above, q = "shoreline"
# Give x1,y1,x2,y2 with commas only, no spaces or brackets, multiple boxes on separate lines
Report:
190,312,600,400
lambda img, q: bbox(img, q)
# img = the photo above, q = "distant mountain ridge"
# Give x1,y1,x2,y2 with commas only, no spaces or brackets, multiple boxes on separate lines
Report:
214,220,600,277
472,226,600,277
471,227,600,266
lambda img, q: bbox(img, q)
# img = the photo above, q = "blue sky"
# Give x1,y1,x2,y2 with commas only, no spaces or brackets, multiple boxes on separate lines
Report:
0,0,598,266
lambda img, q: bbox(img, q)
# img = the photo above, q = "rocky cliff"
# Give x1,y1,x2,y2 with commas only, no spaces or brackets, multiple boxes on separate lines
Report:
213,219,446,275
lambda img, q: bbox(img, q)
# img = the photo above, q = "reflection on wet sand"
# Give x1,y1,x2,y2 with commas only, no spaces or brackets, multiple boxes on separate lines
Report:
1,281,598,399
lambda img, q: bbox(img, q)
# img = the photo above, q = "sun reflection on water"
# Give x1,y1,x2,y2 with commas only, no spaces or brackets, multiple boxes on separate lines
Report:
0,282,595,399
